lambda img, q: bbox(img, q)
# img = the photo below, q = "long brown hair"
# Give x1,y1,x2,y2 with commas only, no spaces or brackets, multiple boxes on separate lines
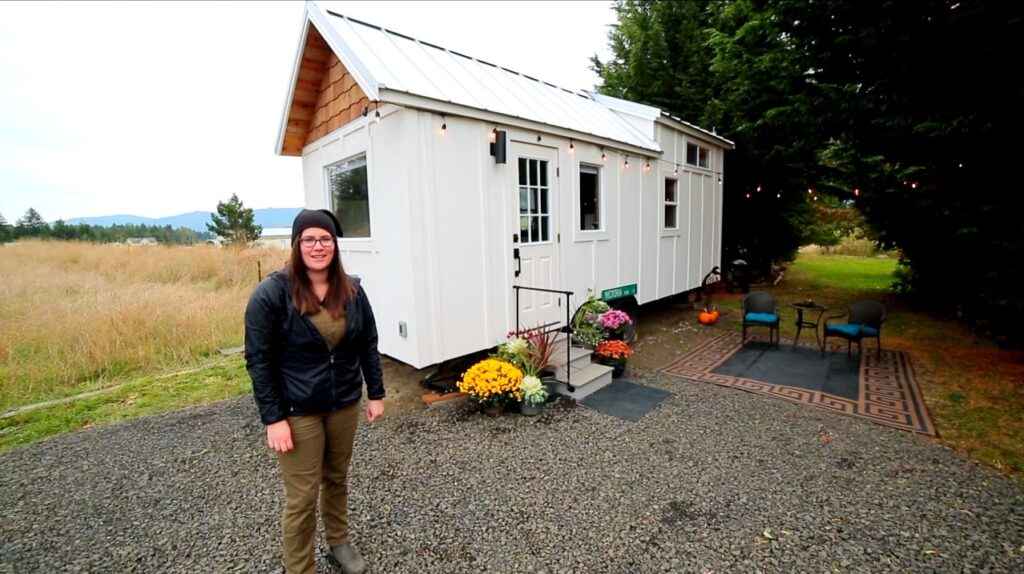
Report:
287,239,356,318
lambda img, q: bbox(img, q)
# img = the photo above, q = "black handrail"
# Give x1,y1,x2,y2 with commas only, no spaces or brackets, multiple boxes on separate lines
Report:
513,285,575,391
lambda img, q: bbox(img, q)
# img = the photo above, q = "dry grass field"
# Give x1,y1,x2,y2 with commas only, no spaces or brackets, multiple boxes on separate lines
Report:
0,241,288,411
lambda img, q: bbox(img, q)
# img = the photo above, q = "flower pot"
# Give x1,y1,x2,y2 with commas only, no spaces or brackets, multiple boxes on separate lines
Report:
483,405,503,417
611,361,626,378
520,402,543,416
598,357,627,378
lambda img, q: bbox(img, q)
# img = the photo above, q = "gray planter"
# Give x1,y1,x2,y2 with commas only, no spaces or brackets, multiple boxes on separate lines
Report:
520,402,543,416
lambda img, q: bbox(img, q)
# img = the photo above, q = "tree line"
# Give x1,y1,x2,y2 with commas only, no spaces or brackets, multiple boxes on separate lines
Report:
0,207,212,245
595,0,1022,346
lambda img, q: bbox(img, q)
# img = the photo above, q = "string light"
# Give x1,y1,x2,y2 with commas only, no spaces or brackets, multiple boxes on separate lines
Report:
537,134,542,142
673,164,678,177
624,156,630,169
757,185,762,193
440,114,447,135
776,193,781,198
854,188,860,197
374,103,381,123
807,188,813,194
745,192,751,199
601,149,606,162
568,139,574,154
643,160,650,172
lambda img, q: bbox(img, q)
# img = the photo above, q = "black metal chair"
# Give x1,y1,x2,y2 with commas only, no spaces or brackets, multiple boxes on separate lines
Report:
741,291,780,346
822,301,886,358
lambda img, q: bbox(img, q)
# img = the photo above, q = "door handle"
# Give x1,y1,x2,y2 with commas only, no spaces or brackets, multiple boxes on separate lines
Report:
513,248,521,277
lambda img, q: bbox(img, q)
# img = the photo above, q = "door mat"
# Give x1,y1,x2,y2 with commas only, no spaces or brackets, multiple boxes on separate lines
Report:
657,332,936,436
579,380,674,422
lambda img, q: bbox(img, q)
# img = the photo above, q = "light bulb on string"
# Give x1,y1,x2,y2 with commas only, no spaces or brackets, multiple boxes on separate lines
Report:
673,164,678,177
624,156,630,169
568,139,574,154
440,114,447,135
757,185,762,193
644,160,650,172
374,106,381,123
600,149,606,162
854,188,860,197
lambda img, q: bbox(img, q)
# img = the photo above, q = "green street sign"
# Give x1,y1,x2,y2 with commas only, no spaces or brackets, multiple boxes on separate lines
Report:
601,284,637,301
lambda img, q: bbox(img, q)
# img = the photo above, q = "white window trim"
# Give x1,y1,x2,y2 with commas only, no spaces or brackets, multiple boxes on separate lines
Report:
685,141,712,170
518,156,554,245
661,174,683,237
573,158,610,242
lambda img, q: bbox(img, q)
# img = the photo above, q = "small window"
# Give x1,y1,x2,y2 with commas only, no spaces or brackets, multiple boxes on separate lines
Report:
579,164,601,231
664,178,678,229
326,155,370,238
686,142,710,169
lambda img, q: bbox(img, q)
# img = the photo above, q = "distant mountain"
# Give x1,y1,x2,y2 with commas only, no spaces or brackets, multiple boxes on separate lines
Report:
67,207,303,232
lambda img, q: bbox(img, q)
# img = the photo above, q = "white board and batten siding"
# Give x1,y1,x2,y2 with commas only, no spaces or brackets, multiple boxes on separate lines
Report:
281,2,733,369
299,105,726,369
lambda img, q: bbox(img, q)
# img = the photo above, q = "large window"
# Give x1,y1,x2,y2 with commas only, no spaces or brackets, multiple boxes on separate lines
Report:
664,178,678,229
686,142,709,169
518,157,550,243
579,164,602,231
326,155,370,238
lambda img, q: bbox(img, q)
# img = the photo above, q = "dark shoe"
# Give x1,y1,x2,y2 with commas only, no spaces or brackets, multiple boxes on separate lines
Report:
328,541,366,574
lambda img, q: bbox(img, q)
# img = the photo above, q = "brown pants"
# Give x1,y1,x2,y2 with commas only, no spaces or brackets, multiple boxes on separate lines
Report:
276,403,360,574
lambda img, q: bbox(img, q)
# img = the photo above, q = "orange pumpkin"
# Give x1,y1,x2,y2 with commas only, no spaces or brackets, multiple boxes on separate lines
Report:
698,309,716,325
710,308,720,321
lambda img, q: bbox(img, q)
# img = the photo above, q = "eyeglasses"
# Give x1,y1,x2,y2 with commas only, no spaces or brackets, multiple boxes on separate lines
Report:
299,235,335,248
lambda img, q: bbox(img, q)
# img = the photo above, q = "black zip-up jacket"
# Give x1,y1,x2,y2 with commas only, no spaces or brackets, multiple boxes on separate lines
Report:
244,270,385,425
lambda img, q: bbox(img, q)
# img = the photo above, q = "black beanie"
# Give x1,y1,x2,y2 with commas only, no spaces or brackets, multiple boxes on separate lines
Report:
291,209,343,245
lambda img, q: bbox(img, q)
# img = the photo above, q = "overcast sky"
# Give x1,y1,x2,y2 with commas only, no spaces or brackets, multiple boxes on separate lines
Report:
0,1,617,222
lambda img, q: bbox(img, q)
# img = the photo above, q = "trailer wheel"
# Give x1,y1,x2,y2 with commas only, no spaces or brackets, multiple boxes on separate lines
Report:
609,296,640,343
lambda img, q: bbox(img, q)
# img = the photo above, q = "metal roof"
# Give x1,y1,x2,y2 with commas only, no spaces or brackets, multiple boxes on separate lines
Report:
311,3,663,153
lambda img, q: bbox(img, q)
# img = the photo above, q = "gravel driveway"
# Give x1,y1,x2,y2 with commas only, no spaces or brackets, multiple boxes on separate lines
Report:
2,369,1022,573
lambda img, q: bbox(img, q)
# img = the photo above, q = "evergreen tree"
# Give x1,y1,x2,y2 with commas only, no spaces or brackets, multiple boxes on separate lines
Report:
16,208,49,238
207,194,262,246
0,212,11,242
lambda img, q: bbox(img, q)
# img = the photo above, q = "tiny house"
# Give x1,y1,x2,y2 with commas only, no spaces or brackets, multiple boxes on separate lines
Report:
275,1,734,370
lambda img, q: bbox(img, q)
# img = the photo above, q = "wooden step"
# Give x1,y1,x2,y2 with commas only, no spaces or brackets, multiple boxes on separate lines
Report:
548,362,614,401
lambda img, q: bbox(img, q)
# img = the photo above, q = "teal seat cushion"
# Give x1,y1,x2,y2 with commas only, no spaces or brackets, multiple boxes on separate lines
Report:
859,325,880,337
825,323,860,337
745,312,778,324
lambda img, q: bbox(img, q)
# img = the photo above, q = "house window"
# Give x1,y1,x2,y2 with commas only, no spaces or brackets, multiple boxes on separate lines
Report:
518,157,550,243
664,178,678,229
326,155,370,238
686,142,709,169
579,164,602,231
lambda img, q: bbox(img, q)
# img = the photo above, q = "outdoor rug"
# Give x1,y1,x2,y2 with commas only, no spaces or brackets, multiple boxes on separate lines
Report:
658,331,936,435
579,380,674,422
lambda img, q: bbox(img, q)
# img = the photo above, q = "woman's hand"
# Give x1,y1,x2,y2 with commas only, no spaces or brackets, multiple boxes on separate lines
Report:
366,399,384,423
266,420,293,452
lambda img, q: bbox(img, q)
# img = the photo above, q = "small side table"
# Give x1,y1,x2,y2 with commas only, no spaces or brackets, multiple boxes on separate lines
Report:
788,302,829,350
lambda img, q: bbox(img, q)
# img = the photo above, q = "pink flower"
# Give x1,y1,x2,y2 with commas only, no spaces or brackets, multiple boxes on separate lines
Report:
599,310,633,330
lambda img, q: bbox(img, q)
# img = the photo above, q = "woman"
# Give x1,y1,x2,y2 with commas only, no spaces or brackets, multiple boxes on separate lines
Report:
245,209,385,574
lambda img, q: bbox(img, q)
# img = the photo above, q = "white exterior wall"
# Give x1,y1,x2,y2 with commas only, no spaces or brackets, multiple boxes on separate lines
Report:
300,105,726,369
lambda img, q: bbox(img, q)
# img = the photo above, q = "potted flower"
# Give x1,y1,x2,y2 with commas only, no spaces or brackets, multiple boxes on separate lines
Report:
571,292,610,348
599,309,634,340
519,375,548,416
456,358,523,415
593,340,634,378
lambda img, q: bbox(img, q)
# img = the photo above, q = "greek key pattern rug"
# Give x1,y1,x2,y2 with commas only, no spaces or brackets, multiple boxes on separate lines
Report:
658,332,936,436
